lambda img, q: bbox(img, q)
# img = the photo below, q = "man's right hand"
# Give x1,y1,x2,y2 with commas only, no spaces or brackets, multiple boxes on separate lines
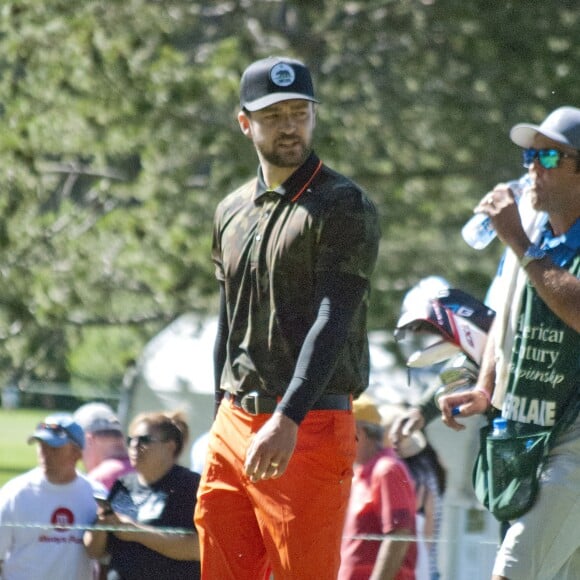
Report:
439,389,490,431
244,412,298,482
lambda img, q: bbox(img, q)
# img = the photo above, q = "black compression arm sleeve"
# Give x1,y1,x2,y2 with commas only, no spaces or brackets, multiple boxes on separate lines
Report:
213,283,228,417
276,271,368,425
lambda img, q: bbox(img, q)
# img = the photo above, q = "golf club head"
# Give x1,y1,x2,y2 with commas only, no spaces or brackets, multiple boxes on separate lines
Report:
434,353,480,409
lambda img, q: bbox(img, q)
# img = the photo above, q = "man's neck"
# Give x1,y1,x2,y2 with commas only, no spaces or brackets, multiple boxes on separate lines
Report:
548,211,580,237
45,469,77,485
260,164,298,190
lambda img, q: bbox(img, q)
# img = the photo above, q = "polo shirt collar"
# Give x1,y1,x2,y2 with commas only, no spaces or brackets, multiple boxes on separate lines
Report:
542,217,580,249
254,151,320,202
541,217,580,267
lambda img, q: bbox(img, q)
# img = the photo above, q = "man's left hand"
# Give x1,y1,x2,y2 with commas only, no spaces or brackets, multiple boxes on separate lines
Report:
244,412,298,482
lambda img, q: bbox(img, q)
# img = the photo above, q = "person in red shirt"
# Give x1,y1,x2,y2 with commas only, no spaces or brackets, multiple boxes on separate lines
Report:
340,395,417,580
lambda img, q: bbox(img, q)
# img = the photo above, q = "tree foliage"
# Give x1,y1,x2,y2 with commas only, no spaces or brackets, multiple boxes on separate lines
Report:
0,0,578,390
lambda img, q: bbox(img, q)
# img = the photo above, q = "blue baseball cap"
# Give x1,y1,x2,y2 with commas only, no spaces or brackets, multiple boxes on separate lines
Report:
28,414,85,449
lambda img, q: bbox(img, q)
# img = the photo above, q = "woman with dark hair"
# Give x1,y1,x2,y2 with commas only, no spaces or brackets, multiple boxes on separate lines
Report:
399,438,447,580
382,405,447,580
84,411,200,579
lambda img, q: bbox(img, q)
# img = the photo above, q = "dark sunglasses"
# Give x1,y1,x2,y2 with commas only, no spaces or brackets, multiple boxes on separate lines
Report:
126,434,167,447
522,148,578,170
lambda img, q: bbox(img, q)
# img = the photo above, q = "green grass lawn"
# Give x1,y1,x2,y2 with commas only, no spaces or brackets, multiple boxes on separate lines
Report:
0,408,66,487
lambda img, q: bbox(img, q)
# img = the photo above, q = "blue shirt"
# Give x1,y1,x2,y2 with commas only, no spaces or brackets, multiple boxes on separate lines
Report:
540,217,580,267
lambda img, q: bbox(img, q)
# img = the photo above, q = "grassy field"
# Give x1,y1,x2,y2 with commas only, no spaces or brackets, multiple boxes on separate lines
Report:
0,408,64,487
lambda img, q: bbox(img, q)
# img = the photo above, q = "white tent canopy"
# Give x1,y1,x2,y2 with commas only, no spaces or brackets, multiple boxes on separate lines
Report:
120,314,216,466
140,313,217,397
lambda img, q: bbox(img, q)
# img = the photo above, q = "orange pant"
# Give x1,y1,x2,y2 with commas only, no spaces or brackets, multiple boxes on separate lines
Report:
194,397,356,579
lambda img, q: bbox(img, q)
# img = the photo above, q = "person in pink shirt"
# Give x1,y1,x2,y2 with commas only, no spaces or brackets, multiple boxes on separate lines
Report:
340,395,417,580
74,402,134,490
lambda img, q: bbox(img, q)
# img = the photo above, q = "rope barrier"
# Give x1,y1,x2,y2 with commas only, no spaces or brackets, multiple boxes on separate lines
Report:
0,522,194,534
347,533,499,546
0,522,500,545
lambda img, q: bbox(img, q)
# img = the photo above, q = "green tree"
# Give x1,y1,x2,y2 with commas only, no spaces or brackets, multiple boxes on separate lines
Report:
0,0,577,391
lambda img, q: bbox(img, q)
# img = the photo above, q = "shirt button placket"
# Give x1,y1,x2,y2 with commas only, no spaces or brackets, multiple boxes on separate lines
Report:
251,201,274,295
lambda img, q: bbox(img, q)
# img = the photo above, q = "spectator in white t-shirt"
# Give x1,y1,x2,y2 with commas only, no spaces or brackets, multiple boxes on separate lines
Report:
0,413,103,580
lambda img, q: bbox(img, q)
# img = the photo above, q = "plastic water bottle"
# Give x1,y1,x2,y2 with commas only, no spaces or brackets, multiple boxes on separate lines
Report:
488,418,538,515
488,417,514,496
461,174,531,250
490,417,509,439
489,417,512,473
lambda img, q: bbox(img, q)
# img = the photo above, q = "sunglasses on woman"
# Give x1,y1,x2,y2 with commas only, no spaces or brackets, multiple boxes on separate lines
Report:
126,434,167,447
523,148,578,170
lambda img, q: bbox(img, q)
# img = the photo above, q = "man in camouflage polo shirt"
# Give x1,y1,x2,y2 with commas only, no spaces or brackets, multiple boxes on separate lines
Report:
194,56,380,579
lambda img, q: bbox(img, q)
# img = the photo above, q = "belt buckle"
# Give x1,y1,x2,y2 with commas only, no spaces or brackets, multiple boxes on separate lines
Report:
240,392,259,415
240,391,276,415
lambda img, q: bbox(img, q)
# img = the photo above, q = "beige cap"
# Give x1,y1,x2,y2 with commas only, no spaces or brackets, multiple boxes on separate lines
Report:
353,394,382,426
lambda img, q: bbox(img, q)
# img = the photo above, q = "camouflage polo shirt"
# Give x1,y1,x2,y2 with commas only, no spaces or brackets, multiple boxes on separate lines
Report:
212,151,380,398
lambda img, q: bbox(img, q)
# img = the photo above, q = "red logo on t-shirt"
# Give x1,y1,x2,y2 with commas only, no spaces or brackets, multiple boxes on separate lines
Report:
51,507,74,532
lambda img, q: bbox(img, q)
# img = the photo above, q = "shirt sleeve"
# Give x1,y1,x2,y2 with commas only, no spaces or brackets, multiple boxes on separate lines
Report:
316,188,380,281
374,460,416,534
417,383,442,425
0,483,15,556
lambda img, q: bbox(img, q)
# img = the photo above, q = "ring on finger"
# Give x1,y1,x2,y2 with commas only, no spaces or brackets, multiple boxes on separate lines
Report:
270,462,279,468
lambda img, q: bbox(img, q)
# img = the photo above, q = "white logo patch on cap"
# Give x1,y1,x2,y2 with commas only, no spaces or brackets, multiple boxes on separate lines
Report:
270,63,295,87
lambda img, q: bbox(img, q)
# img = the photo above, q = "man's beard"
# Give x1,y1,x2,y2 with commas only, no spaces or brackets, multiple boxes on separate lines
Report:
257,138,311,168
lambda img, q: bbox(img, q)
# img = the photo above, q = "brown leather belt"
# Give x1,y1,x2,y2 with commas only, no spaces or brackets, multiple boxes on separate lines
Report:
224,391,351,415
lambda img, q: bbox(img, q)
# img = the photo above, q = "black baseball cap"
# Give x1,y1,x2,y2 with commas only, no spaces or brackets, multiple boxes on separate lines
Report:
240,56,319,112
